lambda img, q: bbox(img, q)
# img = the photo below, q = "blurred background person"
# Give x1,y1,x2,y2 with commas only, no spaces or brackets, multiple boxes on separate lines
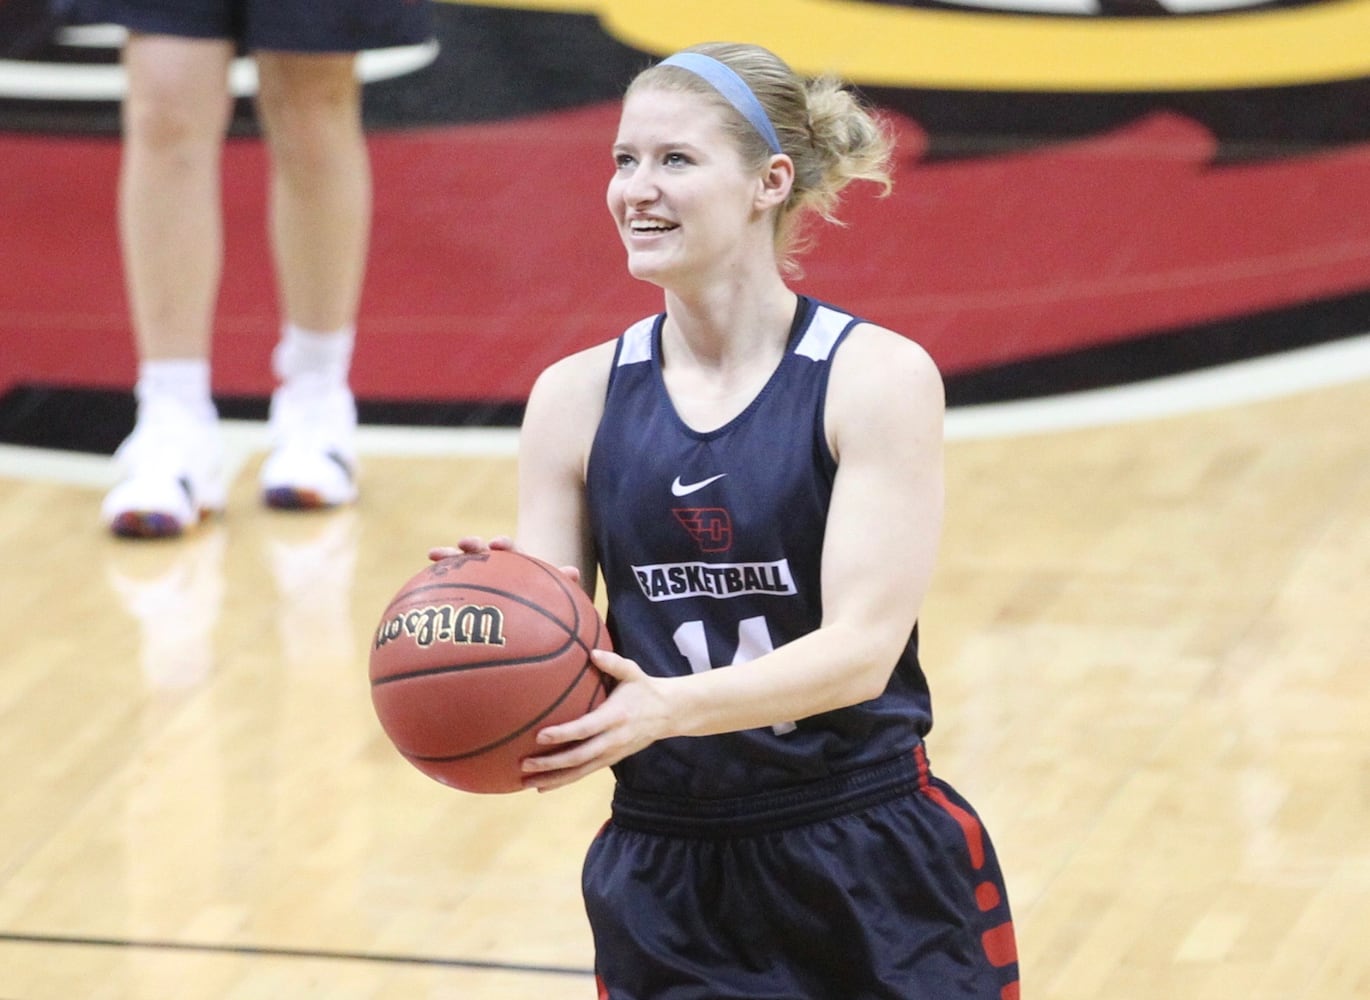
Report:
50,0,433,537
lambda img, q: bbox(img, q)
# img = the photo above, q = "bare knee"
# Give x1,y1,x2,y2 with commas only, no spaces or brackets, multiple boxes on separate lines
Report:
255,54,363,175
121,36,233,154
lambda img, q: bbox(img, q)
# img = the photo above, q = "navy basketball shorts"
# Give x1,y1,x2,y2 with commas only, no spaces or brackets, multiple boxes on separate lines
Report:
583,748,1020,1000
52,0,433,52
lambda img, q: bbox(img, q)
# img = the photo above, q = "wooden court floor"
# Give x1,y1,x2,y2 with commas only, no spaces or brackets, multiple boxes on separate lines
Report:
1,376,1367,999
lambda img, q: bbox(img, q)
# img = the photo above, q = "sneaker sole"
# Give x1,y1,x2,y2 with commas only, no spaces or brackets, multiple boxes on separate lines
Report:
263,486,356,511
108,510,193,539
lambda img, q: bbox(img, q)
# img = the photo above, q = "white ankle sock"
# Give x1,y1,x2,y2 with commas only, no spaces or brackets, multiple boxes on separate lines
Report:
136,359,216,423
272,323,355,387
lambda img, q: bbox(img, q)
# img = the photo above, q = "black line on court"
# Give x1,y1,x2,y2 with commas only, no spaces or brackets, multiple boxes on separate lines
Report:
942,288,1370,406
0,387,525,455
0,931,595,978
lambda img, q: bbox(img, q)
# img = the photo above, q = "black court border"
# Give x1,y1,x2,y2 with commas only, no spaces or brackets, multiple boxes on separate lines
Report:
0,930,595,977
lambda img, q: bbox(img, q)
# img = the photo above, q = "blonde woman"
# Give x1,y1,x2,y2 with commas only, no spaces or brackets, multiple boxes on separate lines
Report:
443,42,1019,999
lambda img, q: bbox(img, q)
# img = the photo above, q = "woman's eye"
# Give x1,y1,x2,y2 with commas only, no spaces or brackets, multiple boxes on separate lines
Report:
664,152,689,167
614,153,635,169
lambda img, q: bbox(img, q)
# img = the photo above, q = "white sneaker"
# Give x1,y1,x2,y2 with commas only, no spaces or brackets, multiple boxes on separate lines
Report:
260,378,359,510
101,398,226,539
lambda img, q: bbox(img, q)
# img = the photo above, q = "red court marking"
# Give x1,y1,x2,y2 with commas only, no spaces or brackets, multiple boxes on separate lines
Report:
4,105,1369,400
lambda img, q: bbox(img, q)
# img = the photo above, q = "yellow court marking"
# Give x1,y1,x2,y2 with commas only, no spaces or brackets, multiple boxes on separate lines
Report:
444,0,1370,90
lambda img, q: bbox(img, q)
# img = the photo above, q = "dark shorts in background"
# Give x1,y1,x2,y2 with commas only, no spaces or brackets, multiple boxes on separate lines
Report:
51,0,433,52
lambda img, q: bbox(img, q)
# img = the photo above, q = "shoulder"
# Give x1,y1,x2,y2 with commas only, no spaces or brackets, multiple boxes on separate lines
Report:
530,338,619,407
531,310,660,410
825,321,944,455
521,338,621,476
830,321,943,406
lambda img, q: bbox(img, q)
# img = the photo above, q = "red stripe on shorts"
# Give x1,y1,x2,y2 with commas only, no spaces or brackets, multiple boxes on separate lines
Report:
913,744,986,870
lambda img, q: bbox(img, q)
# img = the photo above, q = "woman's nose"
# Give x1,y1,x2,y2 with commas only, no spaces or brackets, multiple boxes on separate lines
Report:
622,163,658,205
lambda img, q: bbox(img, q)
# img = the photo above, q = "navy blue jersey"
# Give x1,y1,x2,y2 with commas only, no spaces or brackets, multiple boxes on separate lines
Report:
586,296,933,800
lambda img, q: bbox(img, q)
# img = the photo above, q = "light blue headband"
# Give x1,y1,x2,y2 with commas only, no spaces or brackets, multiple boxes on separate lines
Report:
658,52,783,156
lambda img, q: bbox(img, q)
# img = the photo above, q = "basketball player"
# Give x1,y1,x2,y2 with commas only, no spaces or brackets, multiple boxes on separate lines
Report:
51,0,433,537
438,42,1020,999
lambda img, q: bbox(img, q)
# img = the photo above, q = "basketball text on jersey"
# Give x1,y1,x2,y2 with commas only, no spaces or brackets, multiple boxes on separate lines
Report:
374,603,507,649
632,560,797,602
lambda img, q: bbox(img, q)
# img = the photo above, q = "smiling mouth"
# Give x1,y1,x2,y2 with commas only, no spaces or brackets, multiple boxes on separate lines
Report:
629,219,678,236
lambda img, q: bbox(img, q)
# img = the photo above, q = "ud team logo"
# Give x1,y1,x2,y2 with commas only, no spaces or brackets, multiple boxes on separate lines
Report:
673,508,732,553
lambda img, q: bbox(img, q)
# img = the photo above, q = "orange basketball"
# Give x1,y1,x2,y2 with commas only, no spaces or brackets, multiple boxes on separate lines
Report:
369,550,611,793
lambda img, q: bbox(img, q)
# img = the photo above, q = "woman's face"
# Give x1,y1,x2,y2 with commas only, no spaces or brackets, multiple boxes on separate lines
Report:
607,86,767,288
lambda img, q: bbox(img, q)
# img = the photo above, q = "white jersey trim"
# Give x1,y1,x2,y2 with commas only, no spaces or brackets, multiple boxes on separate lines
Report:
617,317,657,367
795,305,854,361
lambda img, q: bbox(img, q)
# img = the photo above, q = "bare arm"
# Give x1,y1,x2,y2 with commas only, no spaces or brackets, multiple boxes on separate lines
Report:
428,342,613,578
512,341,615,593
525,324,945,787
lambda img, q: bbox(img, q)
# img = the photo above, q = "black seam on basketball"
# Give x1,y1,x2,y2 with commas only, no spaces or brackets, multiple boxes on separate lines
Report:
369,551,609,771
580,670,607,714
382,553,581,624
372,590,591,687
379,580,579,637
371,640,582,686
405,657,600,762
377,576,586,647
372,554,598,687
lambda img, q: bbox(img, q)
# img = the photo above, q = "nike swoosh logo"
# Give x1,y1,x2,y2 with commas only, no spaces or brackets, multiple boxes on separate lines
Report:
671,473,728,497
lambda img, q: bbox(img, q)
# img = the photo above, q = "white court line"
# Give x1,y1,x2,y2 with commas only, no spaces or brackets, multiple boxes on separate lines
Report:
0,422,522,490
0,422,519,490
0,41,439,101
1,333,1367,488
944,330,1370,439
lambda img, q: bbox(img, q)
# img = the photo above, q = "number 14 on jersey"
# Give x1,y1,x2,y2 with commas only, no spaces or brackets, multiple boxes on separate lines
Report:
672,617,797,735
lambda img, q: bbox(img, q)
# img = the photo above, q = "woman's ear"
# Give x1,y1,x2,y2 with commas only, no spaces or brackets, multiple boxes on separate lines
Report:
755,154,795,212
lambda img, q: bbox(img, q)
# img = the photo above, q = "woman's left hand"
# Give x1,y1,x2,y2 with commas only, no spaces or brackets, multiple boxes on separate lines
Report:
520,649,673,792
427,535,515,562
428,536,582,587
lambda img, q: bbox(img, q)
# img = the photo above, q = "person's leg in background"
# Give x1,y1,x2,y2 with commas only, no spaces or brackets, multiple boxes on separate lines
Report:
102,33,234,538
254,51,368,511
